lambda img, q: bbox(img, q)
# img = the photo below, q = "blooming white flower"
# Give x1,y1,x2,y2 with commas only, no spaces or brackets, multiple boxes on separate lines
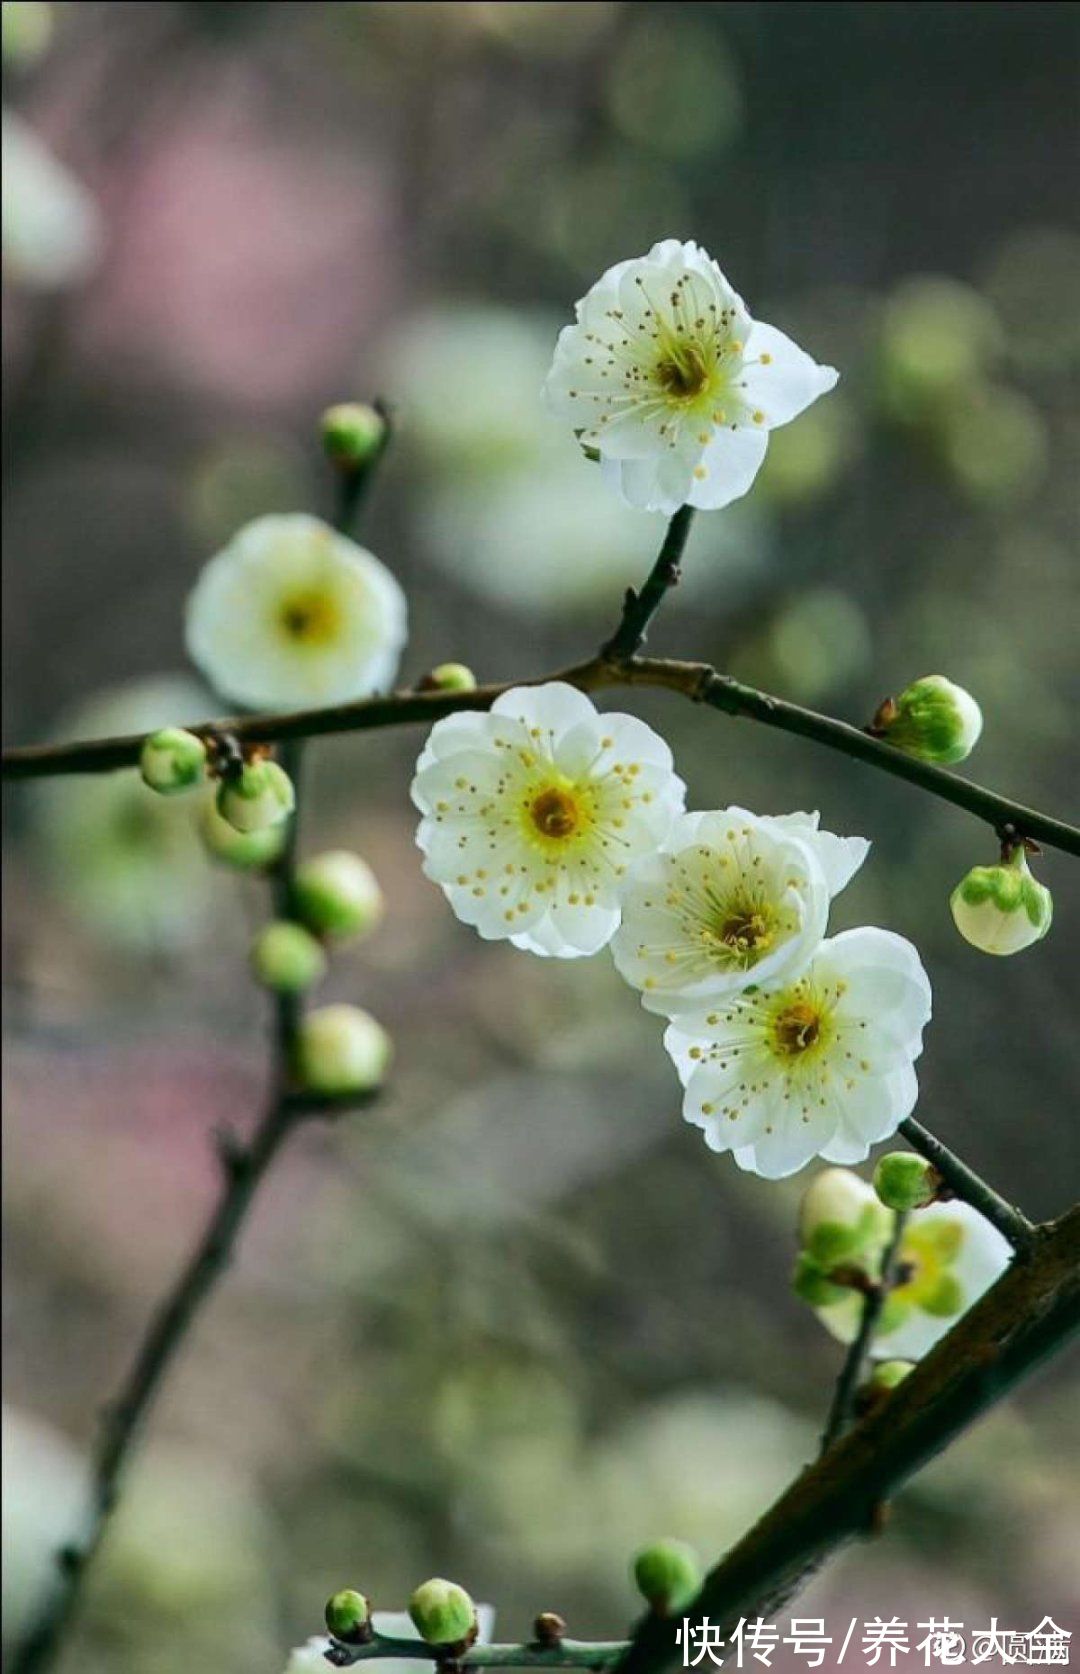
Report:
185,513,407,710
665,927,932,1178
544,238,838,514
411,682,685,958
2,110,102,290
611,807,868,1017
815,1195,1012,1362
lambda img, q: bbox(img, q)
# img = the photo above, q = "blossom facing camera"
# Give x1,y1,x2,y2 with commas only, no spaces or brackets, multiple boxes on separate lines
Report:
185,514,407,710
411,682,685,958
139,728,207,796
216,759,294,834
875,675,983,765
320,402,387,469
324,1589,371,1644
873,1151,939,1212
544,238,838,514
950,850,1052,955
632,1539,702,1615
665,928,932,1179
250,922,327,995
294,850,383,940
297,1005,391,1095
198,793,287,869
408,1579,477,1647
611,808,868,1017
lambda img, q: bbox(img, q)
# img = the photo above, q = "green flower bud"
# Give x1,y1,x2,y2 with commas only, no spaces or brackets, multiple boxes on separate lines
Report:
873,1153,940,1213
198,794,287,869
632,1539,702,1616
798,1168,891,1267
294,850,383,940
408,1578,477,1647
950,850,1052,956
216,759,294,834
792,1252,851,1308
139,728,207,795
2,2,54,67
325,1588,371,1644
426,662,478,693
868,1359,915,1392
250,922,327,994
297,1004,391,1095
321,402,387,468
875,675,983,765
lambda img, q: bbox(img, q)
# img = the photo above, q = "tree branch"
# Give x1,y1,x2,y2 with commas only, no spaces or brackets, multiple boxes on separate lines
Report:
602,505,696,661
899,1116,1036,1249
819,1212,909,1453
4,655,1078,856
613,1206,1080,1674
329,1637,630,1669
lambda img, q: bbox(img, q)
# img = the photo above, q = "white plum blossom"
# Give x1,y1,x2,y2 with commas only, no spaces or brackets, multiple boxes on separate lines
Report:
816,1196,1012,1362
544,238,838,514
2,111,103,290
185,514,407,710
665,927,932,1179
611,808,868,1017
411,682,685,958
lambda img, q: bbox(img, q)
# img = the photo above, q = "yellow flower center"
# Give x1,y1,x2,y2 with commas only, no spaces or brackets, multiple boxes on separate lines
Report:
656,340,712,402
717,905,773,956
772,1001,822,1056
277,588,342,647
530,784,581,840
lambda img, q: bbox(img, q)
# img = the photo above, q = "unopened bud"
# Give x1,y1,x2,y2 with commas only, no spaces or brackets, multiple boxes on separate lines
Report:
873,675,983,765
422,663,478,694
251,922,327,994
321,402,387,469
198,794,286,869
798,1168,890,1266
297,1004,391,1095
533,1613,566,1648
325,1589,371,1644
139,728,207,795
950,850,1052,956
632,1539,702,1616
294,850,383,940
873,1153,939,1213
408,1579,477,1647
216,758,294,834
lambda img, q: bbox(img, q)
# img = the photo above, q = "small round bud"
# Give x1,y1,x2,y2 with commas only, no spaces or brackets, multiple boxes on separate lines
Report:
294,850,384,941
216,759,294,834
321,402,387,469
297,1004,391,1095
632,1539,702,1616
251,922,328,994
868,1359,915,1392
139,728,207,796
950,850,1052,956
198,794,286,869
874,675,983,765
425,662,478,693
798,1168,891,1267
408,1579,477,1647
325,1589,371,1644
533,1613,566,1648
873,1153,940,1213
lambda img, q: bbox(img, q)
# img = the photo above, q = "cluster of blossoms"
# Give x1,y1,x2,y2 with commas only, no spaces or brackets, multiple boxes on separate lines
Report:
412,680,932,1180
794,1162,1011,1364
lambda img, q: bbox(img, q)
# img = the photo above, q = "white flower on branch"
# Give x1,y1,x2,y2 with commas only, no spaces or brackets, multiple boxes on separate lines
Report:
185,514,407,710
611,807,868,1017
544,238,838,514
411,682,685,957
665,928,932,1178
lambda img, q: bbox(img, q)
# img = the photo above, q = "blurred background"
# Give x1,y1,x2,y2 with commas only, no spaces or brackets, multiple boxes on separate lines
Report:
3,3,1079,1670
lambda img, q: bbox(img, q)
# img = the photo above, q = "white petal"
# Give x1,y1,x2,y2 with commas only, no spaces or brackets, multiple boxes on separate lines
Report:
766,812,870,896
826,928,933,1050
491,680,599,744
601,452,698,516
741,321,839,429
688,426,769,511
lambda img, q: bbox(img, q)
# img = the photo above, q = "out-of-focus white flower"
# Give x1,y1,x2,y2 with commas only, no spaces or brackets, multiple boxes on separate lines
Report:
2,110,102,289
611,808,868,1017
1,1406,88,1647
289,1608,496,1674
817,1199,1012,1361
544,238,838,513
411,682,685,958
185,514,407,710
297,1004,392,1095
34,676,214,949
665,928,932,1179
950,850,1053,956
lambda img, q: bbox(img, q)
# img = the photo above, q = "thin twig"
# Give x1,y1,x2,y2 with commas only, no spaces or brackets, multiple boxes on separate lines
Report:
820,1212,909,1454
899,1116,1036,1250
330,1637,631,1669
602,504,696,660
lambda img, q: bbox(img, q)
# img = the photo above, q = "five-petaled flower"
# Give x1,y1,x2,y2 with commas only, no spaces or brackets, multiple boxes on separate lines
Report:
543,238,838,514
664,928,932,1178
185,513,407,710
611,808,868,1018
411,682,686,958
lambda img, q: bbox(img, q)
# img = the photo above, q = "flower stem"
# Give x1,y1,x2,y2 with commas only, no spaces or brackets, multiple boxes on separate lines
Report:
601,504,696,662
820,1212,908,1454
899,1116,1036,1250
329,1638,630,1670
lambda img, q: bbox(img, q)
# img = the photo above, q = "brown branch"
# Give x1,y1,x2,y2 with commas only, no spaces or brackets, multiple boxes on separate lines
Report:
614,1206,1080,1674
820,1211,909,1453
